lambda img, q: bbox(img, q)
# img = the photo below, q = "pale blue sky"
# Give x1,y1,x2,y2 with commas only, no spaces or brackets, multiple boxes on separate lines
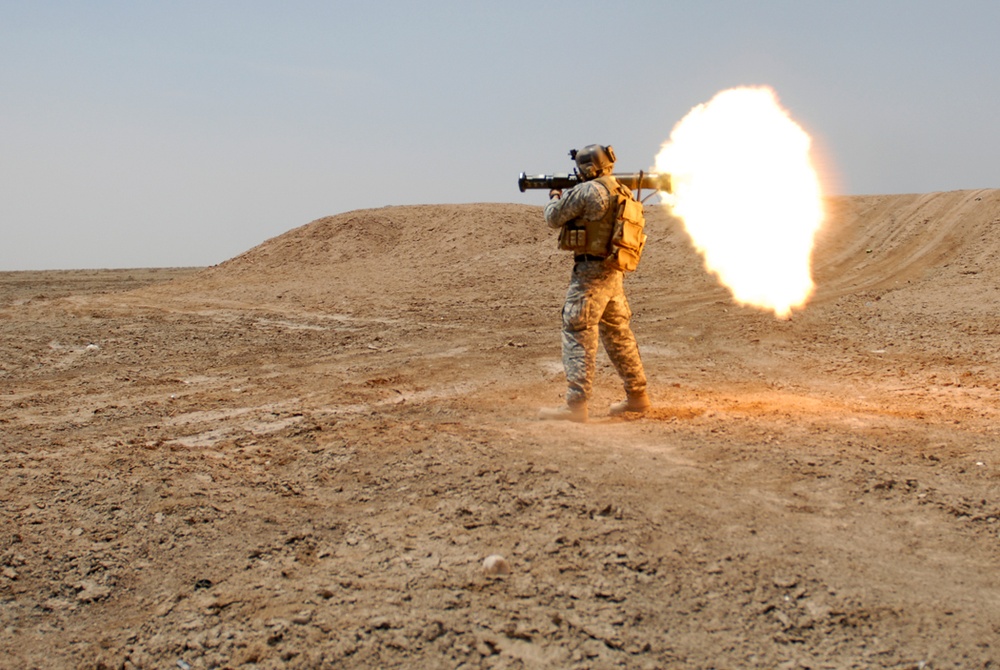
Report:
3,1,999,270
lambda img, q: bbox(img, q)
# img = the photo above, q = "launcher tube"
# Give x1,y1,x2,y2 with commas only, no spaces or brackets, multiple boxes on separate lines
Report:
518,172,672,193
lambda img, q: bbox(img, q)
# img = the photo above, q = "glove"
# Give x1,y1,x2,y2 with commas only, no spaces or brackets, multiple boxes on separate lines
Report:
549,189,562,200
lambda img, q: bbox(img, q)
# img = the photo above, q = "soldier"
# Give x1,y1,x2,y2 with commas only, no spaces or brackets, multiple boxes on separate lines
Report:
539,144,651,423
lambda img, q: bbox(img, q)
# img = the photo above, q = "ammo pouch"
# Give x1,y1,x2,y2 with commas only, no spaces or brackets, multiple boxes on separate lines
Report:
558,225,587,252
605,192,647,273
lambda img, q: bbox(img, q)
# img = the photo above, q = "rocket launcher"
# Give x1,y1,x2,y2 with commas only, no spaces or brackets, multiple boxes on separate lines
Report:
517,171,672,195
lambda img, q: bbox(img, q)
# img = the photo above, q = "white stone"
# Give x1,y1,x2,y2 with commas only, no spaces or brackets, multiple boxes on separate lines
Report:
482,554,510,576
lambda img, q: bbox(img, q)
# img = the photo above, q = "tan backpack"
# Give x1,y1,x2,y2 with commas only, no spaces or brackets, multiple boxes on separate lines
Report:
605,179,647,273
556,176,647,271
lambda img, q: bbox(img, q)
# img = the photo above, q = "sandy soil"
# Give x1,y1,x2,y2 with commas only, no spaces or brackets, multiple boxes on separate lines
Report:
2,192,1000,669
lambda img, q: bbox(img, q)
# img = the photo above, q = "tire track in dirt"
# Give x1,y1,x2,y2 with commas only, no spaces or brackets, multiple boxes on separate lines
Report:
813,188,1000,300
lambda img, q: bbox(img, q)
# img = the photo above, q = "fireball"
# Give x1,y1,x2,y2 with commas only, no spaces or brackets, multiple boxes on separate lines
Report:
654,86,824,318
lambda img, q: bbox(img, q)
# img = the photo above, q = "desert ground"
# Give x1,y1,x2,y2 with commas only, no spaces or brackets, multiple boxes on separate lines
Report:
2,192,1000,669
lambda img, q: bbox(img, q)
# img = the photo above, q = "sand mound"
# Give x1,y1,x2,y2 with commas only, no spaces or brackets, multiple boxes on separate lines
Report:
815,189,1000,307
144,189,1000,327
147,203,559,314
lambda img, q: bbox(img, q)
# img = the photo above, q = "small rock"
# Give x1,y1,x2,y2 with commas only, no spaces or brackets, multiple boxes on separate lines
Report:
369,615,393,630
387,634,409,650
76,581,112,603
773,575,798,589
422,620,445,642
155,598,177,617
475,635,500,656
482,554,510,576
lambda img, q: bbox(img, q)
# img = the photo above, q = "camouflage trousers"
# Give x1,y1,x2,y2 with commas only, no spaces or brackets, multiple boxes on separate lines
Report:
561,259,647,406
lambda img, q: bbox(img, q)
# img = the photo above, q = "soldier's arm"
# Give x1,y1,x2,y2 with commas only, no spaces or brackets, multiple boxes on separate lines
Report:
544,184,590,230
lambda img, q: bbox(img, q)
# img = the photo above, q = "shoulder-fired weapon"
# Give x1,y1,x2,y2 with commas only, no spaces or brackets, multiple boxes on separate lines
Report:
517,171,671,202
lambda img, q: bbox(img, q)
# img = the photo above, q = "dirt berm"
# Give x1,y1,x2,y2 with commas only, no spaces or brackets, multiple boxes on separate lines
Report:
2,191,1000,668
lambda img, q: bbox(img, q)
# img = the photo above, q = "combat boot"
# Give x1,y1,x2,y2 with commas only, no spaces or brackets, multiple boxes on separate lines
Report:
538,402,588,423
609,391,651,416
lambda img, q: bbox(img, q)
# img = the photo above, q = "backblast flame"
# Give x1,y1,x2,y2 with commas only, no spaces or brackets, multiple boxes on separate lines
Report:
654,86,824,318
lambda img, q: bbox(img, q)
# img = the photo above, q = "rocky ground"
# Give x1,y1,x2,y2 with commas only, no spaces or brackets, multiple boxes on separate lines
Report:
2,193,1000,668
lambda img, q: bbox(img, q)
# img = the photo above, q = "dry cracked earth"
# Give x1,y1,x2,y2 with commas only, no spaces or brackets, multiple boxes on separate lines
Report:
2,192,1000,669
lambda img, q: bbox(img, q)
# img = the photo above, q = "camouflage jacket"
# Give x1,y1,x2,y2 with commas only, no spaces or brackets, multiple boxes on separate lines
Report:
543,178,614,231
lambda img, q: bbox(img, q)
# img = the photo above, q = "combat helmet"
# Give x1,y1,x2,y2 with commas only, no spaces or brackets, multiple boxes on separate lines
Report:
570,144,616,181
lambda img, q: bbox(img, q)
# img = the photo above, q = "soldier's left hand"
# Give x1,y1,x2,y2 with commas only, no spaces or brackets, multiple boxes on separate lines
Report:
549,189,562,200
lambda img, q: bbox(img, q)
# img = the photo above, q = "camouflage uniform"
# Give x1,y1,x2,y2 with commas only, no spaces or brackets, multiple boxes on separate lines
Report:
545,179,647,407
